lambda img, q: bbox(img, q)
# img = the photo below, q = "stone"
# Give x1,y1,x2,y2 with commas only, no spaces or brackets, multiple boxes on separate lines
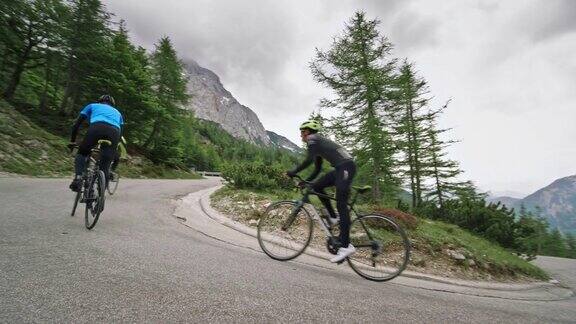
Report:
446,249,466,261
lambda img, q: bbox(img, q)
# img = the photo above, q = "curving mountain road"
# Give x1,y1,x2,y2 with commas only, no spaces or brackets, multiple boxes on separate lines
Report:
1,178,574,323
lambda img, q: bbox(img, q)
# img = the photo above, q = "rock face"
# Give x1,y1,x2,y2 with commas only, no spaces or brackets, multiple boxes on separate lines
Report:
266,131,302,153
522,175,576,234
184,60,271,145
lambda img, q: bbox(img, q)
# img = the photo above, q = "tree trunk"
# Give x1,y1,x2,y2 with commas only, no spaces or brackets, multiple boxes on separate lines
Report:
3,42,33,100
39,53,53,110
143,117,161,149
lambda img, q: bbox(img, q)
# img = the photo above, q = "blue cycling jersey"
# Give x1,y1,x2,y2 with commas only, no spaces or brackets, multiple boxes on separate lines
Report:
80,103,123,129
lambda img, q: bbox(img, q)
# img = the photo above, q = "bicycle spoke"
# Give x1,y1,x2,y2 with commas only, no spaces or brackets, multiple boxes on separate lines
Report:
347,214,410,281
257,201,313,261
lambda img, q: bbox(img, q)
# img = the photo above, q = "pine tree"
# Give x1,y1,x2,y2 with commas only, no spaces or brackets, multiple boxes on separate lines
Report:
542,228,567,257
391,60,433,208
310,11,399,202
1,0,66,100
565,233,576,259
144,36,189,164
423,101,475,207
91,21,156,143
59,0,112,115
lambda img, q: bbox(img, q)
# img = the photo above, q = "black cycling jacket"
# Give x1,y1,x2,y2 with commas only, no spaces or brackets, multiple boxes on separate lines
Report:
290,133,353,181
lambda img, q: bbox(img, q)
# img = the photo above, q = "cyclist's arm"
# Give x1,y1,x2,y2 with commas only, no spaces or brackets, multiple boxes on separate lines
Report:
305,156,323,182
289,140,319,176
289,153,313,175
70,115,87,142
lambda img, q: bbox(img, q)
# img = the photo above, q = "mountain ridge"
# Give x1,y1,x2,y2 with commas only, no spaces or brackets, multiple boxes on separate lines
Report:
490,175,576,234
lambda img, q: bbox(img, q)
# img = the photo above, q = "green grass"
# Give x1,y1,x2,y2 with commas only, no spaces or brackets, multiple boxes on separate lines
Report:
212,185,549,280
414,219,548,279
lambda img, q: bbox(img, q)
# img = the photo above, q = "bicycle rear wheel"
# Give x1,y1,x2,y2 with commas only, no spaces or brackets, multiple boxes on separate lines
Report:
107,170,119,195
257,201,313,261
347,214,410,281
85,170,106,230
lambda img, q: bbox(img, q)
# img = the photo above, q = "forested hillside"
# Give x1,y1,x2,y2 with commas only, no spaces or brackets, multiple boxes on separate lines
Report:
0,0,296,177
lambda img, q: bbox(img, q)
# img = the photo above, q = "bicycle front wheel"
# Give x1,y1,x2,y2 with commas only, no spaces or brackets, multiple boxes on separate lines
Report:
107,170,119,195
71,190,81,217
257,201,314,261
85,170,106,230
347,214,410,281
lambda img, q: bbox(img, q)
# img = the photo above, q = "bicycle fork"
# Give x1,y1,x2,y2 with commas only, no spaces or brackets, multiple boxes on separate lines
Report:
281,201,305,231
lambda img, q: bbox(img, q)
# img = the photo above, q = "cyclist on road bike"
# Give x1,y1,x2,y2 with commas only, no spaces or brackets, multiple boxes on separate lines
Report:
109,136,127,181
286,120,357,263
68,95,124,192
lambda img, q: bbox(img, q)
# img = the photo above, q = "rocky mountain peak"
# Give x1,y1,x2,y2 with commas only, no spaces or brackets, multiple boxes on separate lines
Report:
184,59,271,145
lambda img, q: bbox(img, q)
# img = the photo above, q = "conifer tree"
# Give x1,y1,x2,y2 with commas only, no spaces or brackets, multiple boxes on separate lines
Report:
565,233,576,259
92,22,156,143
1,0,66,100
59,0,111,115
144,36,189,165
423,101,476,207
310,11,399,202
391,60,433,208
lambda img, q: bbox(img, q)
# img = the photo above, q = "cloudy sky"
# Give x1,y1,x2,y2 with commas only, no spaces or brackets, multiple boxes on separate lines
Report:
102,0,575,197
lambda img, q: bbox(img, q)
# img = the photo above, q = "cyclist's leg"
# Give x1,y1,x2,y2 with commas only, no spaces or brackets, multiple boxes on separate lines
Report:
70,127,99,191
312,170,337,218
335,162,356,247
98,128,120,183
110,151,120,172
75,127,101,176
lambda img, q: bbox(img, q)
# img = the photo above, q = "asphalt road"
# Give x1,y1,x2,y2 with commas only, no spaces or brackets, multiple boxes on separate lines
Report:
1,178,575,323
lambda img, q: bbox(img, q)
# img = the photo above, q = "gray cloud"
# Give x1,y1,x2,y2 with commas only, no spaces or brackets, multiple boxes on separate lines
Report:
390,11,440,51
519,0,576,42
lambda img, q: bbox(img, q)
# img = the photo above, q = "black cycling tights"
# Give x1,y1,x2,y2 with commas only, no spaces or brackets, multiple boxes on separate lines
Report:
312,161,356,247
75,122,120,183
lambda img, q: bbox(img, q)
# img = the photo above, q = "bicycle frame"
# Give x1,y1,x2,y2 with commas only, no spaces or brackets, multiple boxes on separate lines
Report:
285,177,381,253
284,182,363,240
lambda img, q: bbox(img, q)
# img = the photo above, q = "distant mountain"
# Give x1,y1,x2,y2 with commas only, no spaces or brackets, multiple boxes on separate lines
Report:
522,175,576,233
184,60,271,145
489,175,576,234
267,131,302,153
487,196,522,209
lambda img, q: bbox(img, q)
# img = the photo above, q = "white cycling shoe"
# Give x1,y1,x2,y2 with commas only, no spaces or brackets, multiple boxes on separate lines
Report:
330,244,356,263
327,216,339,227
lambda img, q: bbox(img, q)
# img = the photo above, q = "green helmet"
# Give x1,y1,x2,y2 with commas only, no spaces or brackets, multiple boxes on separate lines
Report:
299,120,322,132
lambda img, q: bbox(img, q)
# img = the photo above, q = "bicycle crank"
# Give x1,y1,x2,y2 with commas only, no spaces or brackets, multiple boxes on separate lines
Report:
326,237,340,255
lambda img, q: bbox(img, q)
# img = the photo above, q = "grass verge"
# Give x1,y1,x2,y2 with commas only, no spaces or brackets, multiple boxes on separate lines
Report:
211,186,549,281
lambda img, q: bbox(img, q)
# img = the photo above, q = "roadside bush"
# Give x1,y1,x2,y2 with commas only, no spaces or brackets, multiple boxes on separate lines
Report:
416,198,517,249
372,207,419,230
221,162,292,190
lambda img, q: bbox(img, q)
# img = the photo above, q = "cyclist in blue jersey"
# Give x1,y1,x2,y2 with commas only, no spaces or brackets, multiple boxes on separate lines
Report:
68,95,124,192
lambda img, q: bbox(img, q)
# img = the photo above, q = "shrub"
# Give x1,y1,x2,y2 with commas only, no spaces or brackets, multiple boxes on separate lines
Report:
221,162,292,190
372,207,419,230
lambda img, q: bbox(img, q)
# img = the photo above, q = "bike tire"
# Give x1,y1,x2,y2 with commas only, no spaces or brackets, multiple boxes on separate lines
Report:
257,201,314,261
107,170,119,195
347,214,410,282
71,190,81,217
85,170,106,230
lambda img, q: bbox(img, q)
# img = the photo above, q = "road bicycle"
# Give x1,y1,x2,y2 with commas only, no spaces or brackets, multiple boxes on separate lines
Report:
107,166,120,195
257,175,410,281
70,140,109,230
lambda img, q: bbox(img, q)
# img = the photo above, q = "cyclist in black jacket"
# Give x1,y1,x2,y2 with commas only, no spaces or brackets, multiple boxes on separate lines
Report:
287,120,357,263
